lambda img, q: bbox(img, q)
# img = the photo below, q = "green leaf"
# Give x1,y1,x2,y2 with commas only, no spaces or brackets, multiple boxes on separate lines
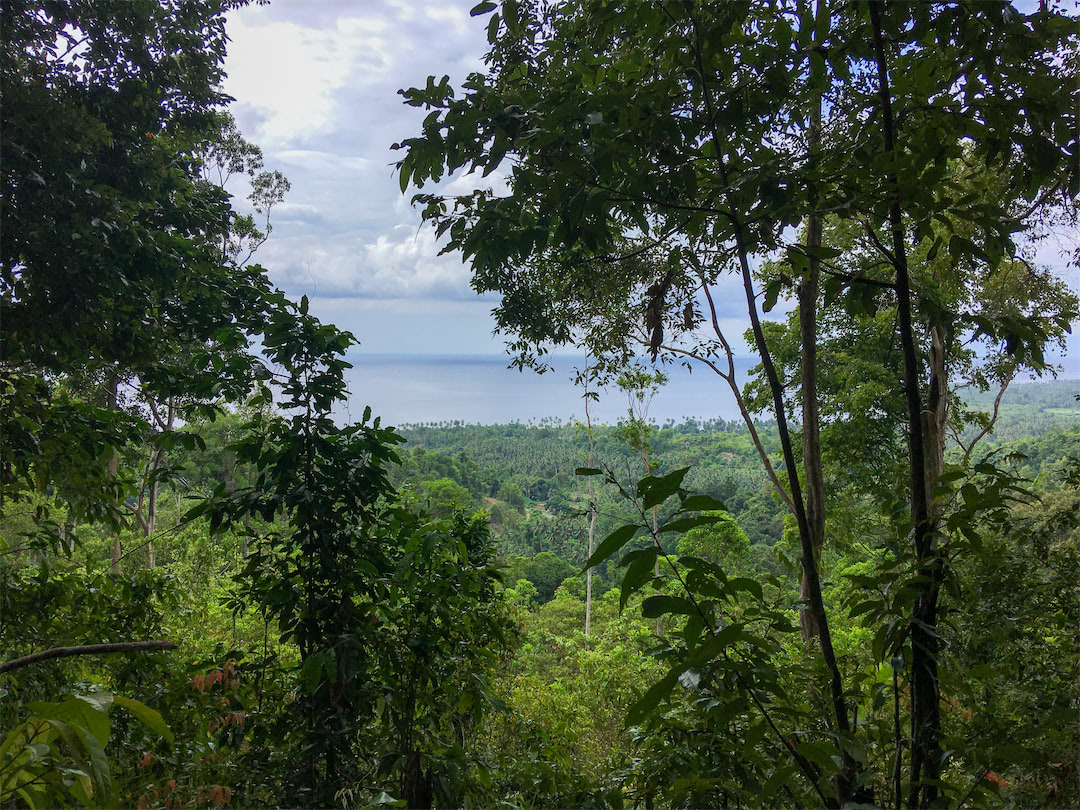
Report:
30,697,109,747
683,613,705,645
761,764,796,803
677,668,701,690
679,494,727,512
822,275,845,306
621,546,659,609
37,718,111,801
575,467,603,476
638,467,689,510
926,235,942,262
113,696,174,745
469,0,496,15
641,594,698,618
680,556,727,579
626,670,679,726
805,244,844,261
725,577,763,601
797,739,841,772
689,625,744,666
785,246,809,276
848,600,881,619
659,514,725,534
583,524,638,569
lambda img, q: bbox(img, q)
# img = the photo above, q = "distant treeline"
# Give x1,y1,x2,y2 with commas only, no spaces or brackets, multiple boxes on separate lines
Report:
393,380,1078,589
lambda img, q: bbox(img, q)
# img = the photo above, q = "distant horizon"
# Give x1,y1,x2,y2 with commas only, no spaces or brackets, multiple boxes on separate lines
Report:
335,352,1079,428
345,350,1080,381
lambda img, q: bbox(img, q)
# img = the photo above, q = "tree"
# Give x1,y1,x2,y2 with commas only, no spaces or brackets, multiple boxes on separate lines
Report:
189,297,513,806
396,1,1077,805
613,364,666,634
676,511,750,569
1,0,273,568
1,0,262,375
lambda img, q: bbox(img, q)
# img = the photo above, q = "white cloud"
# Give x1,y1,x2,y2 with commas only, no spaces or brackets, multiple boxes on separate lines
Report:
276,150,372,173
359,226,473,297
253,223,475,300
223,13,393,146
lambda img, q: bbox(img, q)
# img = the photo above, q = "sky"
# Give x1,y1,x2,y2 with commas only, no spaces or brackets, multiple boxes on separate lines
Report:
220,0,1079,373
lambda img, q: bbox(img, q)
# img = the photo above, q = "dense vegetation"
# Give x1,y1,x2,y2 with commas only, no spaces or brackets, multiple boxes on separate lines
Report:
4,387,1077,807
2,1,1078,809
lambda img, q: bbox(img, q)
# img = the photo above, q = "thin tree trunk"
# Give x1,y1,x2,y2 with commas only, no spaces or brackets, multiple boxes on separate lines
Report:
960,372,1012,467
107,370,122,576
60,516,75,555
687,14,851,796
798,31,826,644
144,395,175,569
584,362,596,640
652,501,661,637
924,325,947,505
868,6,942,805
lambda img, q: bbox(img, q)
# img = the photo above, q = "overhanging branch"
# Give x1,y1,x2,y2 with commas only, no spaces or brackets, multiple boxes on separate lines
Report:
0,641,177,674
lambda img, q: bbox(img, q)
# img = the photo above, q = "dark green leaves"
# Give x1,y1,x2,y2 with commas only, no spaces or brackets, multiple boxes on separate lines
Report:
583,523,639,570
626,670,679,727
620,546,660,610
679,494,727,512
637,467,689,510
641,594,698,618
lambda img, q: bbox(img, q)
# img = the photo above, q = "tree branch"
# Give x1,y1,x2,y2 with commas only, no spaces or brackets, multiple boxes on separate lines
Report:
0,641,177,674
961,373,1013,468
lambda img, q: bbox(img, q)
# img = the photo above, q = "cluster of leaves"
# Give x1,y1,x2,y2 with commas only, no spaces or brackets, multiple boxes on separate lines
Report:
568,452,1078,808
2,691,171,808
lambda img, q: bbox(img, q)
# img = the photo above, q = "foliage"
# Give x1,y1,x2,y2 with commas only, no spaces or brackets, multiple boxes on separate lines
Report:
2,4,517,808
0,0,278,583
502,552,576,603
1,691,170,809
2,0,1077,806
186,295,514,806
477,586,658,808
944,477,1080,808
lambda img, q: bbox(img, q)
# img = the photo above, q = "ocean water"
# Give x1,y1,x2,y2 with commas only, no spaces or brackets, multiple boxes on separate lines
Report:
335,353,761,427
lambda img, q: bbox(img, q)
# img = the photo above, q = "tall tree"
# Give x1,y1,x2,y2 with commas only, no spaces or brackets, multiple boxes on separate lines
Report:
1,0,272,557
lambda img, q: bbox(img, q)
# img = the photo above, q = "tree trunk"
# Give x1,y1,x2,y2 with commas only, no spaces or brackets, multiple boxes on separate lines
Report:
585,371,596,640
402,750,433,809
107,370,122,576
798,61,826,644
144,396,175,569
868,7,942,805
688,12,851,795
923,325,947,506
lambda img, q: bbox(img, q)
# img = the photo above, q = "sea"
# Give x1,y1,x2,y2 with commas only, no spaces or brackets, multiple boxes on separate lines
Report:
335,353,761,427
334,352,1080,428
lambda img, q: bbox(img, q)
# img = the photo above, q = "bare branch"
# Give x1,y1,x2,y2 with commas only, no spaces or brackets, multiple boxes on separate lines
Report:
860,218,896,265
0,641,177,674
961,373,1013,467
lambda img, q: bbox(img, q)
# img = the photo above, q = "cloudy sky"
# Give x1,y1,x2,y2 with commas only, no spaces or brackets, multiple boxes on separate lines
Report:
220,0,1078,372
221,0,503,354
